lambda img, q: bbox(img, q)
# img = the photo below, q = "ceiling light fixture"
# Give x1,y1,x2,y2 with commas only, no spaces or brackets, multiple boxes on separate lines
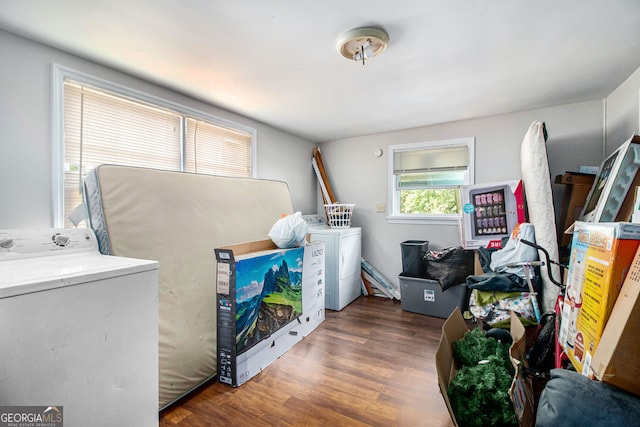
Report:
337,27,389,65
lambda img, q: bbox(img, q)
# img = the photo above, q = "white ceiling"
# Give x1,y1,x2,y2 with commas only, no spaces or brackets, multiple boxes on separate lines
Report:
1,1,639,143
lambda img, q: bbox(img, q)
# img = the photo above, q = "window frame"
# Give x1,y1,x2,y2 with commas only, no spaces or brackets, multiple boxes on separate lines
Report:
387,137,475,224
51,63,257,227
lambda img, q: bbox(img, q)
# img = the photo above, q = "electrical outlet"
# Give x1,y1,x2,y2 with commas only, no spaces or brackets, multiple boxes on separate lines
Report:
376,203,386,213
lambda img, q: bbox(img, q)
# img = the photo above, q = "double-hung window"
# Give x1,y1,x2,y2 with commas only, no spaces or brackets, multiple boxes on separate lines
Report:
388,137,475,223
52,65,255,227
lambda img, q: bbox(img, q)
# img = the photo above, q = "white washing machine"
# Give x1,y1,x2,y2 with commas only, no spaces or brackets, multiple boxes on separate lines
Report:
0,228,159,426
304,215,361,311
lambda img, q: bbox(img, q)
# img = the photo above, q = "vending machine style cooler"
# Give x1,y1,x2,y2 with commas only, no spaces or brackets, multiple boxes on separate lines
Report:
461,180,526,249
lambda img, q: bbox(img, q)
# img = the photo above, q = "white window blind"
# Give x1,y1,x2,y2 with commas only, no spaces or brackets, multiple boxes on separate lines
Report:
394,146,469,174
185,118,252,176
61,78,253,227
388,138,475,223
394,145,470,188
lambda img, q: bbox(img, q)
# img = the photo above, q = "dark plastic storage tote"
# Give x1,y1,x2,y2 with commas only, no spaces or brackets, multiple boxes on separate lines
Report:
400,240,429,277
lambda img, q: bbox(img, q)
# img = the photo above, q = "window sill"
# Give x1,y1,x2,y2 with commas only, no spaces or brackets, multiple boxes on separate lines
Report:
387,214,462,225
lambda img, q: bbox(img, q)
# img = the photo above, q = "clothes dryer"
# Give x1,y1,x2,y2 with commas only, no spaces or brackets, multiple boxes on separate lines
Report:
303,215,361,311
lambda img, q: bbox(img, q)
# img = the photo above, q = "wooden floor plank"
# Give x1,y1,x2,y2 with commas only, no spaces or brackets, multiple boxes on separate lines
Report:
160,296,453,426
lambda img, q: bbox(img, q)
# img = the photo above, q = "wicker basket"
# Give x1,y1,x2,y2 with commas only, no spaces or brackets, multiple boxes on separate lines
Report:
324,204,355,228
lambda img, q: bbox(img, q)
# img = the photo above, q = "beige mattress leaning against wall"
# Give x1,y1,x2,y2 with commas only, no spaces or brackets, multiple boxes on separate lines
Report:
84,165,294,408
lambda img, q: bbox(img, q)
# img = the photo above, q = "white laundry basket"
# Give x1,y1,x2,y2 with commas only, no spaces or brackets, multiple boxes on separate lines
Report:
324,204,355,228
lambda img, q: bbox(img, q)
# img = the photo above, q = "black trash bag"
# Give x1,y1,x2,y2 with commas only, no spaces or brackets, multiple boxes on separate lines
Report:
424,246,475,290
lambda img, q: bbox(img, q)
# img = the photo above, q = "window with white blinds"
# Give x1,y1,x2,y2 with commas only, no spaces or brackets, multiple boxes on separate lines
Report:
388,137,475,223
57,72,254,228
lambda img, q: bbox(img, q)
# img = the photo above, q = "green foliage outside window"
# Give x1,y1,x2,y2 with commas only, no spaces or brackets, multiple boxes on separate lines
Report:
400,188,461,215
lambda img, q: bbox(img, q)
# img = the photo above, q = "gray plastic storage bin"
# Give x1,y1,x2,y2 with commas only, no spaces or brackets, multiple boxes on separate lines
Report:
399,274,467,318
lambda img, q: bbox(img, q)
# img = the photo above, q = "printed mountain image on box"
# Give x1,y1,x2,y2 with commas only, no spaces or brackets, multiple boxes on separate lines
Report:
235,248,304,354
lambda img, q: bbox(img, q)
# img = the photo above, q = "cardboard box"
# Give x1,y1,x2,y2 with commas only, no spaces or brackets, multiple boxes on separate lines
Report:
558,222,640,375
460,180,526,250
435,308,534,427
215,240,325,387
398,274,467,318
591,245,640,395
553,172,596,251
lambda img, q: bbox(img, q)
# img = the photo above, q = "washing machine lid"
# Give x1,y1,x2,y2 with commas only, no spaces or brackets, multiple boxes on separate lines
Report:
0,252,158,298
302,214,330,230
0,229,157,298
302,214,361,233
0,253,158,298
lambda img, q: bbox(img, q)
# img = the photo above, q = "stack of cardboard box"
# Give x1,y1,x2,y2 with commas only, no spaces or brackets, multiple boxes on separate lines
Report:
558,222,640,378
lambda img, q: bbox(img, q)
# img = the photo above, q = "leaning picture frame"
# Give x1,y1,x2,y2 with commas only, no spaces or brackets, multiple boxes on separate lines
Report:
579,134,640,223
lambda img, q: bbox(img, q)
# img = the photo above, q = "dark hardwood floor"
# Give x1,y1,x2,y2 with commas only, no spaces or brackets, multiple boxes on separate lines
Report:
160,296,453,426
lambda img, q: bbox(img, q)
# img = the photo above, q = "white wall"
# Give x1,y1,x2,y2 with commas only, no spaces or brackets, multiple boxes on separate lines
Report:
0,29,317,228
606,66,640,154
4,26,638,289
318,100,604,287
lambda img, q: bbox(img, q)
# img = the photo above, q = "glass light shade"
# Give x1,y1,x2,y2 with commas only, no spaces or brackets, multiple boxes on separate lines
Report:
337,27,389,63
